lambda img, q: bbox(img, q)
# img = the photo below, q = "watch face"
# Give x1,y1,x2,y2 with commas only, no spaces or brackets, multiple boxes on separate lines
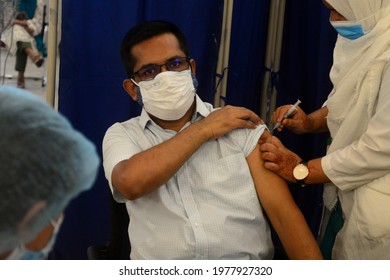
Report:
293,164,309,180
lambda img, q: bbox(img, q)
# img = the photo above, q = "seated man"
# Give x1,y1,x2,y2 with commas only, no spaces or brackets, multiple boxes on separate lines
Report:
0,0,45,88
102,20,322,260
0,86,99,260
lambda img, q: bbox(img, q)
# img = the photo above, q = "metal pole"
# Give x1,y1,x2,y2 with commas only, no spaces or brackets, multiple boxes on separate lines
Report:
269,0,286,119
260,0,277,121
214,0,234,108
45,0,58,108
259,0,286,126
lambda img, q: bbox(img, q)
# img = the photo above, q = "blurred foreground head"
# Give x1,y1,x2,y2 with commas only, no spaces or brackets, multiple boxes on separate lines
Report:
0,86,99,256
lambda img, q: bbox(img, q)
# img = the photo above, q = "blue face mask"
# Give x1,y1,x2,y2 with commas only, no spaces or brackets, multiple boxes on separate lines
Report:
6,245,50,260
330,20,365,40
6,215,63,260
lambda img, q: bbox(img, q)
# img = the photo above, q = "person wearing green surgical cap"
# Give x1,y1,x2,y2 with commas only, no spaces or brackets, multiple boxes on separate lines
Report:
0,86,100,260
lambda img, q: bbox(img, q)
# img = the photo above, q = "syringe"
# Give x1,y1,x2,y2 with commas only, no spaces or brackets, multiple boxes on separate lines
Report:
273,99,302,130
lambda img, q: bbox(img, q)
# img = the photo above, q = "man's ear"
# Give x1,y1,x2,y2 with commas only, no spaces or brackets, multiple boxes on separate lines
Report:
190,58,196,76
123,79,138,101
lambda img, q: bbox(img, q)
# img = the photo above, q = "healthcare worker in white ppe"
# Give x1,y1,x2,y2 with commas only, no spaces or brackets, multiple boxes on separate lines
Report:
259,0,390,259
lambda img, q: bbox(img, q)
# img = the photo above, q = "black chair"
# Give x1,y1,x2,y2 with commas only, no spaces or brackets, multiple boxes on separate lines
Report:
87,194,131,260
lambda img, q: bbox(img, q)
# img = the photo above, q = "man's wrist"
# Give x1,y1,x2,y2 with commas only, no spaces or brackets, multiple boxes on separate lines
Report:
187,121,210,143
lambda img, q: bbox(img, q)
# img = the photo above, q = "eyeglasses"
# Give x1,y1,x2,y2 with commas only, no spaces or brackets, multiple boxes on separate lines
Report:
132,57,191,81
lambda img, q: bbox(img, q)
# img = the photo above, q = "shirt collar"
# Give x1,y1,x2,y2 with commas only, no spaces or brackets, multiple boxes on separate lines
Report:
193,94,210,120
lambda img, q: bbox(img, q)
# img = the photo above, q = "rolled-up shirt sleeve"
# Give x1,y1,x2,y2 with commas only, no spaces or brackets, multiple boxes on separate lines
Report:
102,122,142,202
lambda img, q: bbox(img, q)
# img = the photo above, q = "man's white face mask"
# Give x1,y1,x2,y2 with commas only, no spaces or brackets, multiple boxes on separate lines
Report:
132,69,196,121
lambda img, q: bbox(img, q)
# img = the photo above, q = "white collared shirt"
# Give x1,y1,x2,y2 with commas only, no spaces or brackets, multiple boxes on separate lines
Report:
103,95,272,259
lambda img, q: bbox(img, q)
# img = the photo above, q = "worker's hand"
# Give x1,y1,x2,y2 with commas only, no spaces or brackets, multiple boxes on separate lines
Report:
273,105,311,134
259,135,301,182
198,105,264,140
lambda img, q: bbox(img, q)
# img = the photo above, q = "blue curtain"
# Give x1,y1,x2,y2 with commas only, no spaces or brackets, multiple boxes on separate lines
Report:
52,0,223,259
224,0,270,111
54,0,336,259
276,0,337,236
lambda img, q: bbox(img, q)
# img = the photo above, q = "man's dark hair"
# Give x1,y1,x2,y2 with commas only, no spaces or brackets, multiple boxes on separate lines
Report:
120,20,190,78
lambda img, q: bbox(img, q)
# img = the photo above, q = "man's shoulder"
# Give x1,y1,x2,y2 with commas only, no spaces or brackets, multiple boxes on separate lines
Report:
105,117,142,135
227,123,267,137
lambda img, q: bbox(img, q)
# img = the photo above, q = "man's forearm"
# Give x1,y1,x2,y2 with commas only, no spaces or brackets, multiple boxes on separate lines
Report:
112,121,209,200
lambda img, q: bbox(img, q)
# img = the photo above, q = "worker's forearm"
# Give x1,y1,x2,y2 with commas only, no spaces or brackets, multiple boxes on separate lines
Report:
307,106,329,133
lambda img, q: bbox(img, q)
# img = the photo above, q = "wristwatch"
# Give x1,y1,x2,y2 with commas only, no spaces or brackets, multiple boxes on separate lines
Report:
292,161,309,187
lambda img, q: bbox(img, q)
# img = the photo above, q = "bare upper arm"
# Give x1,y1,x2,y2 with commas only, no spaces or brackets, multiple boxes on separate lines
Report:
246,143,299,222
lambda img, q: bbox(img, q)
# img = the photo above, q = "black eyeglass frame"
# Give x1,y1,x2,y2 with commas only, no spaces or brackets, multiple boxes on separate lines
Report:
131,57,192,81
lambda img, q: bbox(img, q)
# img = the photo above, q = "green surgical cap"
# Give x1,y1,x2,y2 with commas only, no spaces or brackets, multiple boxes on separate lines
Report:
0,86,100,254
